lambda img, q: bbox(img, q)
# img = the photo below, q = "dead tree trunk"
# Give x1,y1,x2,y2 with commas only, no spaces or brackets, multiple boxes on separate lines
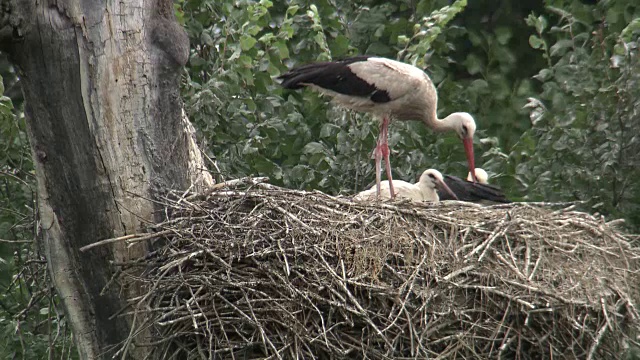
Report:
0,1,212,358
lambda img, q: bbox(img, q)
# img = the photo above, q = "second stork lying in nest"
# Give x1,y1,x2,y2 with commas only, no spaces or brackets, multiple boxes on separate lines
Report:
354,168,510,204
278,56,478,200
354,169,458,202
437,168,511,203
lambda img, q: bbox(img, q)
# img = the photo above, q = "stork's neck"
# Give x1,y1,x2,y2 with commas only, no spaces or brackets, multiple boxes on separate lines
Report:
422,111,455,133
415,181,438,201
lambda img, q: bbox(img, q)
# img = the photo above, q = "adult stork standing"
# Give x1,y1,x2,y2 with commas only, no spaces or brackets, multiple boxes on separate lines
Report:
354,169,458,202
437,168,511,203
278,56,478,199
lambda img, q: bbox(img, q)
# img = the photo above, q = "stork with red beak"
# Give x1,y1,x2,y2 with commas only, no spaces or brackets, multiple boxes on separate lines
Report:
278,56,478,198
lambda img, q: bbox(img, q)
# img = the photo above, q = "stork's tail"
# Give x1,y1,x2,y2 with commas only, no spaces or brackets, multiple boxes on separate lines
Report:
467,183,511,203
441,174,511,203
277,56,372,90
277,63,332,89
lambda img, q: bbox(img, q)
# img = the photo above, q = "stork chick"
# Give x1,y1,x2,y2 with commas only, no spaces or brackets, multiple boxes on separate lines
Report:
354,169,458,202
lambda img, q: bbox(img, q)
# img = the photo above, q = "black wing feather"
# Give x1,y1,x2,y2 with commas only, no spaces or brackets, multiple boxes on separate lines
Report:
278,56,391,103
438,175,511,203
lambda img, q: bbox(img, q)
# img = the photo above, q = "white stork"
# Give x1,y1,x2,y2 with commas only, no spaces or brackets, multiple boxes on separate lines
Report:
278,56,478,199
467,168,489,183
437,168,510,203
354,168,458,202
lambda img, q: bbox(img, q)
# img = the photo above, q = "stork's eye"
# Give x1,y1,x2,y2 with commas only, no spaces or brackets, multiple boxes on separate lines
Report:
461,125,468,136
428,174,436,180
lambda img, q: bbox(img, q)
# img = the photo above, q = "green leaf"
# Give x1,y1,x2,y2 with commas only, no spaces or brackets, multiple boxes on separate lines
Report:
253,156,276,174
286,5,299,16
536,15,547,34
240,35,258,51
319,124,338,139
303,142,325,154
463,53,484,75
189,56,207,67
468,79,489,93
259,33,275,44
313,33,326,47
366,42,392,55
552,137,568,151
239,68,254,85
613,44,626,56
528,35,544,50
201,32,214,46
620,17,640,42
467,31,483,46
549,39,573,57
533,69,553,82
246,24,262,36
274,41,289,59
329,35,350,57
495,27,512,45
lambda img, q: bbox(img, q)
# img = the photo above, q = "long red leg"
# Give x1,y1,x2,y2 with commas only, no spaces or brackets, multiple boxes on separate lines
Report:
374,146,382,198
380,116,395,199
372,116,394,199
382,146,395,199
372,123,384,199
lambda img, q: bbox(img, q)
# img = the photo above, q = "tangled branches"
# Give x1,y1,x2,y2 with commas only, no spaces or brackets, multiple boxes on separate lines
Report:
103,178,640,359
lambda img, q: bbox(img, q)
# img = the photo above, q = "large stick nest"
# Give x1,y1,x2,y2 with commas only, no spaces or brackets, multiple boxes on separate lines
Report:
108,178,640,359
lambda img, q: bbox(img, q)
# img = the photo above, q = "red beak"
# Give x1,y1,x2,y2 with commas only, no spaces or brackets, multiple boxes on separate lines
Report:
436,178,459,200
462,137,477,183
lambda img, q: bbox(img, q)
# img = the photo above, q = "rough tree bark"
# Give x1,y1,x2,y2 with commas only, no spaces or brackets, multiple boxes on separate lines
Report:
0,1,213,358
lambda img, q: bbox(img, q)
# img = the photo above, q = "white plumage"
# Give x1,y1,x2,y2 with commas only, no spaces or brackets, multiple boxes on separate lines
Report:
467,168,489,184
354,169,458,202
330,58,429,116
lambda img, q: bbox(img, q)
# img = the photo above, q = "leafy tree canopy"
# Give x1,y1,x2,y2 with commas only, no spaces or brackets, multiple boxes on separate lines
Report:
178,0,640,230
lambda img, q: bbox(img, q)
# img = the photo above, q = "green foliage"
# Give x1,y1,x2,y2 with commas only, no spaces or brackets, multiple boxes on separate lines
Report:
0,66,76,359
515,1,640,229
180,0,640,231
180,0,537,195
181,0,346,188
399,0,467,65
